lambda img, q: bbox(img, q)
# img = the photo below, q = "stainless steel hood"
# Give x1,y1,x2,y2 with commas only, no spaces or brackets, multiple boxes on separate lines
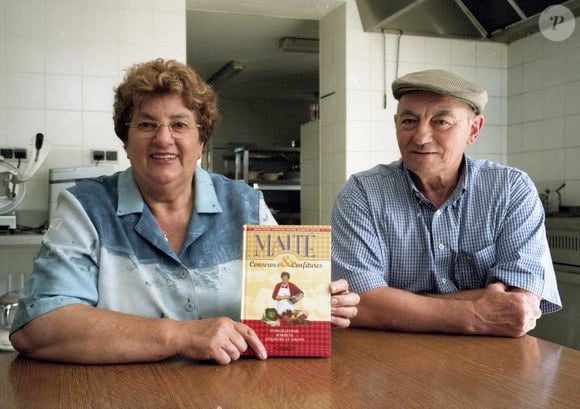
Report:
356,0,580,43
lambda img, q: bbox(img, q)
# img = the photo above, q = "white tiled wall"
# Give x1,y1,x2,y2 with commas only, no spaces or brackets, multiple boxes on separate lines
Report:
316,0,508,223
319,2,347,224
0,0,186,219
300,119,320,224
507,17,580,206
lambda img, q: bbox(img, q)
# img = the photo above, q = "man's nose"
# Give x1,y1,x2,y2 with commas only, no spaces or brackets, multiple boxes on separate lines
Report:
412,121,433,145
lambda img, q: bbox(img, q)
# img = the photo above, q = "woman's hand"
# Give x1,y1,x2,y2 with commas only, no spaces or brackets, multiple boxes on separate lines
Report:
173,317,267,365
329,279,359,328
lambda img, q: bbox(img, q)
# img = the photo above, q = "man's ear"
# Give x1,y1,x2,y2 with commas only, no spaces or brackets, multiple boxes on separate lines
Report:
467,115,484,145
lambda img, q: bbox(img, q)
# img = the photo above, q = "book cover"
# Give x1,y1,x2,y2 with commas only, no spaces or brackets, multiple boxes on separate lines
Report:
241,224,331,357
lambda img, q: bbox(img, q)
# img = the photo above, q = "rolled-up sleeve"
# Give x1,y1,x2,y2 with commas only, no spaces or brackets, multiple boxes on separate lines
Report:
488,173,562,313
331,177,388,294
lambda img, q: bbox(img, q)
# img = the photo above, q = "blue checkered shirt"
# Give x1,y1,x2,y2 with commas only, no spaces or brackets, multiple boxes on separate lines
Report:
331,157,562,314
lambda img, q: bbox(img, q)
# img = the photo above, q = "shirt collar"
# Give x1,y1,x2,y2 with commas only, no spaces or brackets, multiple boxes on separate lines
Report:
194,166,223,213
116,168,143,216
116,167,223,216
402,156,470,206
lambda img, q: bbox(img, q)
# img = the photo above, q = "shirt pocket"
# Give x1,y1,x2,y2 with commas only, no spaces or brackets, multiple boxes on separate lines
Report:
453,245,496,289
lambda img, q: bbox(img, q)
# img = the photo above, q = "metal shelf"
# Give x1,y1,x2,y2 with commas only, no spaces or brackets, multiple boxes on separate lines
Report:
234,147,299,182
252,181,300,191
234,147,301,224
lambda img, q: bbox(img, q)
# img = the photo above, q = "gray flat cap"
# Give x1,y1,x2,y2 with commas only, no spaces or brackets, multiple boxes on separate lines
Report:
392,69,488,114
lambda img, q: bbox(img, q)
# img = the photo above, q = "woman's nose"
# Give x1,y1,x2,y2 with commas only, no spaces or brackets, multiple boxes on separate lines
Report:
152,124,174,144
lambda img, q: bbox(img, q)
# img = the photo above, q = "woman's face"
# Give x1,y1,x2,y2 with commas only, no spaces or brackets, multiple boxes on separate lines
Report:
125,94,203,193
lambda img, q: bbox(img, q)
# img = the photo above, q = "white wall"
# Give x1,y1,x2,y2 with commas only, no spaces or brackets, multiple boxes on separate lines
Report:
319,3,347,225
0,0,186,220
300,119,319,224
507,17,580,206
316,0,508,223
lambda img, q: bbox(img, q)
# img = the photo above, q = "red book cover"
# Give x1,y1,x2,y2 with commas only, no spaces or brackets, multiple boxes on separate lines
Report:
241,225,331,357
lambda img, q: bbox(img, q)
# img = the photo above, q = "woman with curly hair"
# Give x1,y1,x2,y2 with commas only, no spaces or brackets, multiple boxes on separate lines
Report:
10,59,359,365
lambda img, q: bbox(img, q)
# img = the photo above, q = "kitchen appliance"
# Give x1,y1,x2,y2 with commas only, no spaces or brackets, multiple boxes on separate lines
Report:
49,166,115,221
0,134,49,231
0,290,18,351
0,273,23,352
0,160,23,230
540,183,566,215
531,219,580,350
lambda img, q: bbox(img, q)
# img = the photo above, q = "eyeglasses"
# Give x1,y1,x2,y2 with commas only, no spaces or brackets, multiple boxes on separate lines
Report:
125,120,201,137
397,117,459,132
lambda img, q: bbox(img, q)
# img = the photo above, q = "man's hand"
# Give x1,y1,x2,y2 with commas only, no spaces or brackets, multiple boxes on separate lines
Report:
330,279,360,328
472,282,542,337
173,317,267,365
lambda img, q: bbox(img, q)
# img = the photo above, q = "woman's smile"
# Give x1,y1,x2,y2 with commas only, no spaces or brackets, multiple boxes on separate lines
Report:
150,152,180,161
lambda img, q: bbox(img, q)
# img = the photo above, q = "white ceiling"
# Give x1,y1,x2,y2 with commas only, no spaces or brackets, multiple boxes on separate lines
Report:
185,0,345,102
185,0,344,19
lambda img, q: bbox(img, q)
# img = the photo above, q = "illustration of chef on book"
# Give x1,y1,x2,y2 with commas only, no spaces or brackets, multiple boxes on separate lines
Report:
266,271,308,325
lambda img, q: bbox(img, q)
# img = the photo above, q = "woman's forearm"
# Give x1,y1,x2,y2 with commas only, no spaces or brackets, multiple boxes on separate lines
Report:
10,304,178,364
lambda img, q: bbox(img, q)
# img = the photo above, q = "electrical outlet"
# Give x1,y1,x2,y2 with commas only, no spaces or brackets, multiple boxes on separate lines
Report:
92,149,119,163
0,148,14,159
14,148,27,160
92,150,105,162
105,150,118,161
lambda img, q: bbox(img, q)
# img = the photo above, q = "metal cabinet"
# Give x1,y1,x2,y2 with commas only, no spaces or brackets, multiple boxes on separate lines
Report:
233,147,301,224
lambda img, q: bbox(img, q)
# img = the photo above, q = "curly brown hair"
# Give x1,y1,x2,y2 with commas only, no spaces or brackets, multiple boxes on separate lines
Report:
113,58,218,147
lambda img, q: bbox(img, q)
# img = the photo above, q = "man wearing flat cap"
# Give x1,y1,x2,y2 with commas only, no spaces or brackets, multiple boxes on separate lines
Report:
331,69,561,337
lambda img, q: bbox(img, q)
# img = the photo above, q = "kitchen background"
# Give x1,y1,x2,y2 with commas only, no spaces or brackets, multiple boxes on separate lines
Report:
0,0,579,348
1,0,578,223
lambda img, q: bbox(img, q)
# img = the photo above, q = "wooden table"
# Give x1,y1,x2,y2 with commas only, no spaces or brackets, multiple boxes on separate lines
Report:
1,329,579,408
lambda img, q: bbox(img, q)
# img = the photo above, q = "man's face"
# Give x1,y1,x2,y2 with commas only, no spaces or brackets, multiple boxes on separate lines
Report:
394,91,484,182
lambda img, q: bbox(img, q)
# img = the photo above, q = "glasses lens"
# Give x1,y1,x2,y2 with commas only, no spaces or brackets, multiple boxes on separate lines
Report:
128,120,198,137
169,121,191,134
135,120,159,132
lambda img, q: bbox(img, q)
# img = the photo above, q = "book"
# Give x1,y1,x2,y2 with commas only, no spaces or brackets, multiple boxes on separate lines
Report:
240,224,332,357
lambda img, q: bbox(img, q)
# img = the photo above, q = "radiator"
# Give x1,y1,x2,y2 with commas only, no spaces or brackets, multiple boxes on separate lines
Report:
533,221,580,350
547,227,580,274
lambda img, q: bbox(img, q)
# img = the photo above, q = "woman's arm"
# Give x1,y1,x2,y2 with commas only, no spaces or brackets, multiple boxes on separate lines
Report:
10,304,267,365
